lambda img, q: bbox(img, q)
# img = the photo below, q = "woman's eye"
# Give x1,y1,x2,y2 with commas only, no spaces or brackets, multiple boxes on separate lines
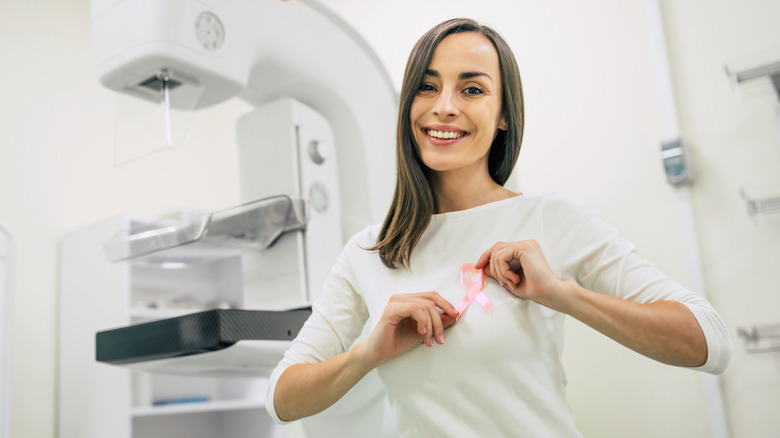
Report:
464,86,485,95
418,83,436,92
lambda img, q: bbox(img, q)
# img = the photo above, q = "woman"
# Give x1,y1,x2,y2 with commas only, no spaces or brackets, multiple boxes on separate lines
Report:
267,18,731,437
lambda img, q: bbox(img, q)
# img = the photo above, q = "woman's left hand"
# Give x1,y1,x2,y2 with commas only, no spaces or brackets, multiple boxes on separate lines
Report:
475,240,567,309
477,240,710,368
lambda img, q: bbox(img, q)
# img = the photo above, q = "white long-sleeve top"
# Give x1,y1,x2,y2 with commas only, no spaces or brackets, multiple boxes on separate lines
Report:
267,193,732,437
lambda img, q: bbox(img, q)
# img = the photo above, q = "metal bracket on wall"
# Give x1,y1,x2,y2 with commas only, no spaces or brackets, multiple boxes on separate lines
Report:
726,59,780,100
737,323,780,353
740,188,780,215
727,58,780,215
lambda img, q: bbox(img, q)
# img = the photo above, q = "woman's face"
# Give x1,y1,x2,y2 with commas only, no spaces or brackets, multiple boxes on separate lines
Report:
410,32,507,177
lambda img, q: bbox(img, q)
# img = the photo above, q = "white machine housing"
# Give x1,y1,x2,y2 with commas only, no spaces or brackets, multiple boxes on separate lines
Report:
92,0,398,235
82,1,402,437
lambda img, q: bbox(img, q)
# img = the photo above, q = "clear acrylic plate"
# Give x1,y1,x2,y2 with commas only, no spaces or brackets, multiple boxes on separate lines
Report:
103,195,307,266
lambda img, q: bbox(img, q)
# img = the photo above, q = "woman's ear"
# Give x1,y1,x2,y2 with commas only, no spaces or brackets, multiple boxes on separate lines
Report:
498,115,508,131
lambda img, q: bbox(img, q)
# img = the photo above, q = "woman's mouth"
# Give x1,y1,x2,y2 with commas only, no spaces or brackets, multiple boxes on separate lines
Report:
424,128,468,140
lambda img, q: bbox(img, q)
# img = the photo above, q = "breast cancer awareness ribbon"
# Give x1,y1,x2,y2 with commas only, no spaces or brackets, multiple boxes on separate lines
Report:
455,263,494,319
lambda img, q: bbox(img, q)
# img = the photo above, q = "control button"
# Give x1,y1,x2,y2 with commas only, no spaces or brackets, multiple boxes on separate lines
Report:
309,182,329,214
308,140,329,165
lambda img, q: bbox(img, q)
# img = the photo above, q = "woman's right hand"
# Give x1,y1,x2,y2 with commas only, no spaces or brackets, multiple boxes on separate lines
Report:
276,293,458,422
361,292,459,367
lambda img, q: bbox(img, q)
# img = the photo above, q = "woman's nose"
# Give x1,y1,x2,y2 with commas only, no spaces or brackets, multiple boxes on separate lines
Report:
432,89,458,118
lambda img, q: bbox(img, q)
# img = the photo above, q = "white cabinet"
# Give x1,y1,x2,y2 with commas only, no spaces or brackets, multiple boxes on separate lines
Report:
58,214,286,438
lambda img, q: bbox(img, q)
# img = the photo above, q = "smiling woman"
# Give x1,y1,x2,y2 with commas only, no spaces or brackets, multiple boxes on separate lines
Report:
266,17,731,438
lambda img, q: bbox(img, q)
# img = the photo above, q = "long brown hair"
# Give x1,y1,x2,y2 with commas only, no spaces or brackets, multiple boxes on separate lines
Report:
371,18,525,269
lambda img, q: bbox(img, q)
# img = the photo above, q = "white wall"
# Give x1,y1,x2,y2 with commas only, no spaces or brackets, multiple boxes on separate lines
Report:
661,1,780,436
1,0,777,437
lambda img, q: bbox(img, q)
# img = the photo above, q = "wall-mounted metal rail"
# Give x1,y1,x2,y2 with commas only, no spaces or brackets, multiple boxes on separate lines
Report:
737,323,780,353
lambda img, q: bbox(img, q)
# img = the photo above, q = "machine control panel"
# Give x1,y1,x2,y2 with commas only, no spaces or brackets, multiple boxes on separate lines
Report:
195,11,225,51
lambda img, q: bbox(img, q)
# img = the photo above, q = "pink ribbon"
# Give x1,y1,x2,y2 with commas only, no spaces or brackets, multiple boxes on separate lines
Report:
455,263,494,318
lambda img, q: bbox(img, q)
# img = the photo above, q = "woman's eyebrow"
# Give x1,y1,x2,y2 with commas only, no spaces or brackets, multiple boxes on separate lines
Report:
423,69,492,81
459,71,491,81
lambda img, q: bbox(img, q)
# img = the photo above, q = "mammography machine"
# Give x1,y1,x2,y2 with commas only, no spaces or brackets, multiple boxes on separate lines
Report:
59,1,400,437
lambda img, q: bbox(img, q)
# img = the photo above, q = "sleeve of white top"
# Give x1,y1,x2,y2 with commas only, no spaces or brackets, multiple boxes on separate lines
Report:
265,238,370,424
542,193,732,375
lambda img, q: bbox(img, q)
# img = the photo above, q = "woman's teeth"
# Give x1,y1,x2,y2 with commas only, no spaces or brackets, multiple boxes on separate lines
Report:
426,129,465,139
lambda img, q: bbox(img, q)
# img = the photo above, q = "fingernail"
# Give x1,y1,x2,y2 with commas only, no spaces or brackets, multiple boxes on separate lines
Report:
438,334,445,344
